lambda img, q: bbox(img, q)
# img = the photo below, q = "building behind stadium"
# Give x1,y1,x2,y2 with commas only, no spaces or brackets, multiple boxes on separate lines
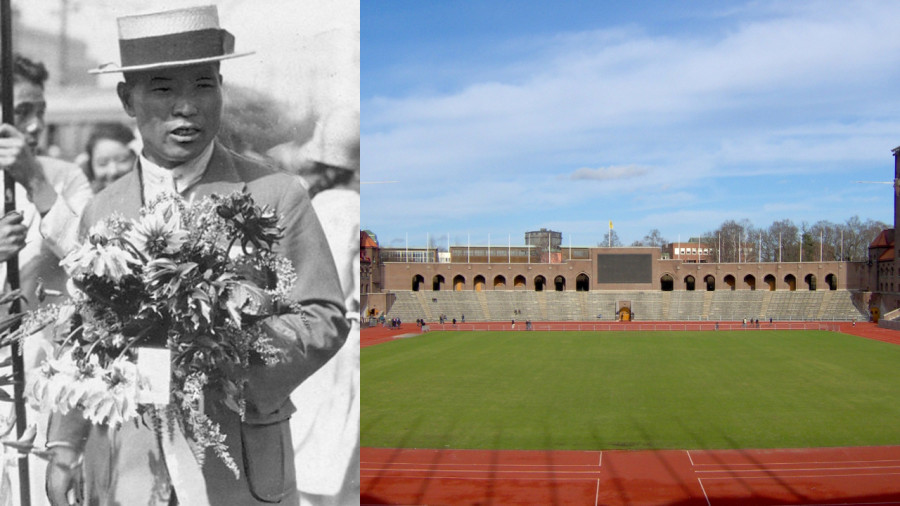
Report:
361,149,900,327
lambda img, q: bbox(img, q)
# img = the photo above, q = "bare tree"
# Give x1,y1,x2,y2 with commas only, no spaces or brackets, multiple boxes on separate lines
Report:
599,229,622,247
696,216,885,263
632,229,667,254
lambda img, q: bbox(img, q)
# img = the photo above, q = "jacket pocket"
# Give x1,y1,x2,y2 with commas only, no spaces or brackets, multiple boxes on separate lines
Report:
241,420,297,503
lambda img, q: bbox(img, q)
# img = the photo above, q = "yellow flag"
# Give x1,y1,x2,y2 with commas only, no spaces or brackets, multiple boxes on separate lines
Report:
609,221,613,230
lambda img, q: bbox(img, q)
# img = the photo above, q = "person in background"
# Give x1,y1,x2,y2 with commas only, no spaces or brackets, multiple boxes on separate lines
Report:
79,122,137,193
0,52,92,506
289,108,360,506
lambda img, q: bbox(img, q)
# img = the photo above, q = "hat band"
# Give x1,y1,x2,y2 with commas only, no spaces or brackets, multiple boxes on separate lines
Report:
119,28,234,68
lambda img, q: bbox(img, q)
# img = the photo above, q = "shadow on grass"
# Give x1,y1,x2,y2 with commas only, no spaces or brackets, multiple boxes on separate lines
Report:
361,414,425,500
412,415,462,506
631,415,695,499
676,416,812,504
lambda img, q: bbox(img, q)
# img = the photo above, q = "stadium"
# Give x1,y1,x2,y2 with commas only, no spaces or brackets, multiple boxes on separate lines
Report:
359,150,900,327
360,149,900,505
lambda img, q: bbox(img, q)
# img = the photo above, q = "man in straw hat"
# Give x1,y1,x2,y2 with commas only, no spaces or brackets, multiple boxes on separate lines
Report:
44,5,349,506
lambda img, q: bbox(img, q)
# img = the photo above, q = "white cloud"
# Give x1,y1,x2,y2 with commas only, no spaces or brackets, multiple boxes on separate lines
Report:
568,165,650,181
363,0,900,246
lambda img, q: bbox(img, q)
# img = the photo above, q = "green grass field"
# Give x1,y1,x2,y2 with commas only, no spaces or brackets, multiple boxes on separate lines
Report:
362,330,900,451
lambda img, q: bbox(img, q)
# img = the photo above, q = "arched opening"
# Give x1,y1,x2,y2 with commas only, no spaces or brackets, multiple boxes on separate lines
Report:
534,275,546,292
764,274,776,291
744,274,756,291
554,275,566,291
474,275,486,291
618,306,631,321
804,274,816,291
685,275,696,291
514,275,527,289
432,274,445,291
660,274,674,291
575,273,590,292
494,275,507,289
724,275,736,291
825,273,837,290
453,275,466,291
784,274,797,291
412,274,425,291
704,275,715,291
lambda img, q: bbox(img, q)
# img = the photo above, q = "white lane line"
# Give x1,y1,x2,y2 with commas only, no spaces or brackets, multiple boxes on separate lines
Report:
699,470,900,480
696,465,900,474
697,478,711,506
689,458,900,468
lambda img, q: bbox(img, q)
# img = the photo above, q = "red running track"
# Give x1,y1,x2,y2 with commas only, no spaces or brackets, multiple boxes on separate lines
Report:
362,322,900,505
362,446,900,505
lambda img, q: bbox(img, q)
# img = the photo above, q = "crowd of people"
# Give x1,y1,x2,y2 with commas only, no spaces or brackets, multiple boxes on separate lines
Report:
0,5,358,506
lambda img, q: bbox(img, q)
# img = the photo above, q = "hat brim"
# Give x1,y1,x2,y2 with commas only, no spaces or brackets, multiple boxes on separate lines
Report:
89,51,254,74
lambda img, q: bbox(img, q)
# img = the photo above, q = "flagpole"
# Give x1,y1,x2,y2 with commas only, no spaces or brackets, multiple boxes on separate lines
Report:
820,230,823,262
1,3,29,504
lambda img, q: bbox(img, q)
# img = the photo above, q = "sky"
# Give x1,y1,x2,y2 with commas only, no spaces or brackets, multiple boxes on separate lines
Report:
362,0,900,250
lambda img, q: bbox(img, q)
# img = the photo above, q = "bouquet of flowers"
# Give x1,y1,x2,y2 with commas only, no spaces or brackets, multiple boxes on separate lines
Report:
21,191,299,476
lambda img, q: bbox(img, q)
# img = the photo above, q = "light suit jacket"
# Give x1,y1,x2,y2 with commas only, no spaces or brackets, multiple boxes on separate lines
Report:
48,143,350,505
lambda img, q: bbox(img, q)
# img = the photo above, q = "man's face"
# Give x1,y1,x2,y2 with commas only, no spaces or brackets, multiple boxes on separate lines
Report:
118,63,222,168
12,77,46,150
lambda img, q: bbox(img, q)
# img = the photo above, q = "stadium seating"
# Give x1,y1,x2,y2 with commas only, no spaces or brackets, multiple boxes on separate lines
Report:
381,290,867,323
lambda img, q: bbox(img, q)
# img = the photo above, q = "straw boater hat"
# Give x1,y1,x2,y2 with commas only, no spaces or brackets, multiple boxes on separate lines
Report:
267,109,360,176
90,5,253,74
303,109,361,172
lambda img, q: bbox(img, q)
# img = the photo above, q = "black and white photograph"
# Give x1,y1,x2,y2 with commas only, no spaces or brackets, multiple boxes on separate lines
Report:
0,1,359,505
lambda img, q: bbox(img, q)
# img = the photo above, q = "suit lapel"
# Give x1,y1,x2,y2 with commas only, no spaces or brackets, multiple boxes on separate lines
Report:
110,168,145,222
189,142,247,200
96,143,245,227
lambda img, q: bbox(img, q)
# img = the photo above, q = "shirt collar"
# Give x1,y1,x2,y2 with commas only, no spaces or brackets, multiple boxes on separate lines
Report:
139,142,215,195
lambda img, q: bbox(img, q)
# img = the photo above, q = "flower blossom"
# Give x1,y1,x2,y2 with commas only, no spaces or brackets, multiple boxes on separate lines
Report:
61,222,141,282
126,211,189,258
81,359,139,427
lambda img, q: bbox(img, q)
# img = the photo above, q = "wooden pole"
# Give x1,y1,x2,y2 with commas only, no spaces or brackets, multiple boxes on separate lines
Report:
1,1,30,504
